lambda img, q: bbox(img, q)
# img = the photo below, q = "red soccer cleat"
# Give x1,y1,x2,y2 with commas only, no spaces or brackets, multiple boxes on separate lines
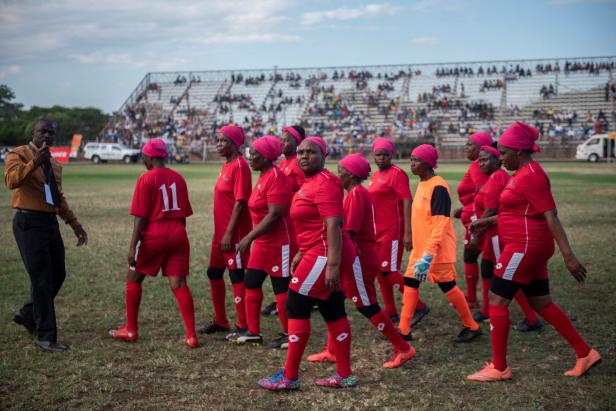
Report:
109,325,138,342
564,348,601,377
383,346,416,369
184,336,199,348
307,348,336,363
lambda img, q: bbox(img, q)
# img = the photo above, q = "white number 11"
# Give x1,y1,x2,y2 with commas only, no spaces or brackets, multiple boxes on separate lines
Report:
159,183,181,211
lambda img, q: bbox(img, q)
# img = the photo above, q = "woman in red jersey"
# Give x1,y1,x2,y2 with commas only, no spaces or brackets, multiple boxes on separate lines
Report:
470,146,543,332
225,136,296,349
368,137,429,324
258,137,357,391
468,122,600,382
307,153,416,369
198,125,252,336
455,132,492,309
109,139,197,348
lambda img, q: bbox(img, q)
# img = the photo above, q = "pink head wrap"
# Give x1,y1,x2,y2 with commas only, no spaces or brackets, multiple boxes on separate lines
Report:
339,153,371,180
372,137,395,156
219,125,245,149
302,136,328,157
251,135,283,161
411,144,438,169
282,126,303,145
480,145,499,158
469,132,493,148
499,122,540,152
142,138,167,159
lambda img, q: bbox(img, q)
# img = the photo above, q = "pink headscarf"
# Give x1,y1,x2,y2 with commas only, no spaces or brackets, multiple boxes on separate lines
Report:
480,145,499,158
302,136,328,157
282,126,303,145
411,144,438,169
469,132,493,148
372,137,395,156
219,125,245,149
142,138,167,158
252,135,283,161
499,122,541,152
340,153,371,180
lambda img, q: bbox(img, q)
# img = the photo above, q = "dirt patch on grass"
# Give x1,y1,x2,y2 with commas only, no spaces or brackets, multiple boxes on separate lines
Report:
588,188,616,196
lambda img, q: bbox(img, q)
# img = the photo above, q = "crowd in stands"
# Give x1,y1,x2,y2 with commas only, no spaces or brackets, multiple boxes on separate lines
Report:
480,79,505,92
540,84,556,99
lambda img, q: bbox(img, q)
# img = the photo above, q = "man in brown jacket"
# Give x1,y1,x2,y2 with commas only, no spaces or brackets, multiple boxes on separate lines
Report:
4,119,87,352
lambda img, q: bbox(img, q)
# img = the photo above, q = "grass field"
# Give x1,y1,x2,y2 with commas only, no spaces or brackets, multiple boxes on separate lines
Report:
1,161,615,410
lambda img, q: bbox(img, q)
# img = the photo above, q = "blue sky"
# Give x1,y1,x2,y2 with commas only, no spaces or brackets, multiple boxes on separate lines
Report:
1,0,615,113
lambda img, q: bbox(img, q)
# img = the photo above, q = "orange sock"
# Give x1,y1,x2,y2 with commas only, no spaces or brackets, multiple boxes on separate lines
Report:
399,285,419,336
445,286,479,330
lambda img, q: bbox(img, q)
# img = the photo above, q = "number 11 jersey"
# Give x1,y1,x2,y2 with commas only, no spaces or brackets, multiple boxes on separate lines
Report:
130,167,193,222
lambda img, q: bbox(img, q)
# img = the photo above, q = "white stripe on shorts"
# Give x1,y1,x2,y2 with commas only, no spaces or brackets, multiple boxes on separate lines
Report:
281,244,290,277
503,252,524,281
298,256,327,296
352,256,370,306
491,235,501,260
390,240,399,272
235,244,243,269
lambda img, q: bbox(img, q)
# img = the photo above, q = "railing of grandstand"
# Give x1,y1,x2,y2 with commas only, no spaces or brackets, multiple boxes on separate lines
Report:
170,80,193,115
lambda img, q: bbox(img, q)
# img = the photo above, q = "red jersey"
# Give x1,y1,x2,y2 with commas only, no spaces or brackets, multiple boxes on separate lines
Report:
474,169,510,218
367,165,412,241
247,166,294,246
279,155,304,193
130,167,192,222
457,160,488,225
498,161,556,248
343,184,377,251
213,156,252,242
290,169,344,254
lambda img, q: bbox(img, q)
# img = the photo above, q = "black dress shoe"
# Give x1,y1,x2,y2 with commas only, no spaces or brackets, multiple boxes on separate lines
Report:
454,327,482,343
34,339,69,353
12,311,35,335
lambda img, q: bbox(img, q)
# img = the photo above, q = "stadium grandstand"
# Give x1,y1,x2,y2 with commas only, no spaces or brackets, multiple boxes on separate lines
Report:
100,56,615,159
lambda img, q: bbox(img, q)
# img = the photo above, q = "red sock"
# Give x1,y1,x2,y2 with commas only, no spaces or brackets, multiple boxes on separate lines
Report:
327,318,352,378
369,310,410,352
275,292,288,333
125,281,142,332
326,330,336,355
173,285,196,338
538,303,590,358
464,262,479,303
284,319,310,380
489,304,510,371
209,278,228,326
245,288,263,335
378,273,398,317
481,278,491,316
232,283,247,329
514,291,539,325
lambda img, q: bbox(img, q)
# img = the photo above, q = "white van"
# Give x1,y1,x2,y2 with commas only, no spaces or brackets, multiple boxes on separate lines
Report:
83,143,141,164
575,134,615,162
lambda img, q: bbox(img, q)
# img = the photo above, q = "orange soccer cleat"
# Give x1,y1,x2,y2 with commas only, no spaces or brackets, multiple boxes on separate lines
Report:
467,362,512,382
109,325,138,342
383,346,416,369
184,336,199,348
307,348,336,363
564,348,601,377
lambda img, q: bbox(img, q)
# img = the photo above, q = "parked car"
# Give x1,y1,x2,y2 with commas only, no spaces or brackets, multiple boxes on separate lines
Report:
575,134,616,162
83,143,141,164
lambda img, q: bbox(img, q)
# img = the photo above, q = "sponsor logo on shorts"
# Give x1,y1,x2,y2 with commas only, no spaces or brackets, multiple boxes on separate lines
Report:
351,296,358,303
381,261,388,268
234,296,242,304
336,332,349,342
377,323,385,331
496,263,503,270
464,239,469,245
272,265,279,273
257,184,262,190
291,277,299,284
222,174,229,182
228,258,234,266
289,334,299,343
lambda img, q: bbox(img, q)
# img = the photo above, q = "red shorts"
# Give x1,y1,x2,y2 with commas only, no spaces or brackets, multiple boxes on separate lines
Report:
376,237,403,273
209,240,250,270
135,221,189,277
493,243,555,284
342,246,379,308
481,229,501,264
290,238,356,301
247,241,297,278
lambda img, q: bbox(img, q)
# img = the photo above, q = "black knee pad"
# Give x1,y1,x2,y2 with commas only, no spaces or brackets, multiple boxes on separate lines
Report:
244,269,267,289
318,291,347,322
286,290,315,319
271,276,291,295
490,275,521,300
480,259,494,279
357,303,381,319
438,280,456,294
229,269,244,284
521,279,550,297
464,248,480,263
404,277,421,288
207,267,224,280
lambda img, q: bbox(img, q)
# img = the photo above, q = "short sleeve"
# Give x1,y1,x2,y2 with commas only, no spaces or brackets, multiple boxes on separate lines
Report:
393,169,412,200
266,173,291,205
316,179,343,219
431,185,451,216
178,177,193,217
233,160,252,202
344,189,363,234
523,172,556,215
130,175,150,218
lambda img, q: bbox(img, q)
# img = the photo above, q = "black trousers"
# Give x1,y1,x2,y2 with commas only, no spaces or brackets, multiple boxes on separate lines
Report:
13,211,66,342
